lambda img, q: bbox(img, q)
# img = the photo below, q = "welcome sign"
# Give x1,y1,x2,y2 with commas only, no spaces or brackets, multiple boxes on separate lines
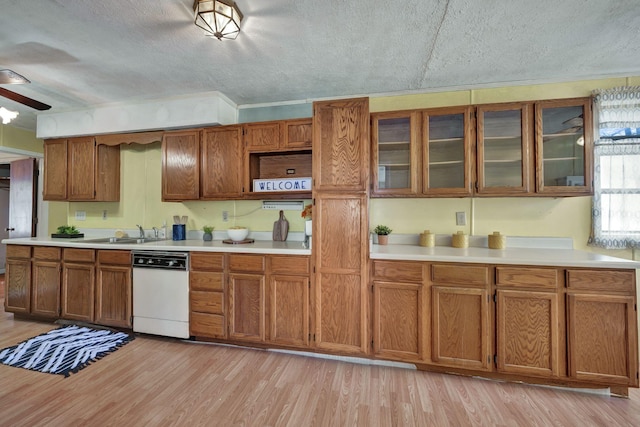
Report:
253,177,312,192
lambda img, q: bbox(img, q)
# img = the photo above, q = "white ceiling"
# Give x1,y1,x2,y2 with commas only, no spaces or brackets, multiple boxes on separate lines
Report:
1,0,640,132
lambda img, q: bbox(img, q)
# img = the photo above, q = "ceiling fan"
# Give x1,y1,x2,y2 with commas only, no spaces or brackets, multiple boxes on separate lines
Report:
0,69,51,111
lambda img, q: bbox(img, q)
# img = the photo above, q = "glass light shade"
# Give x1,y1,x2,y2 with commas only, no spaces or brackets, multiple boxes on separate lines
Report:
194,0,243,40
0,107,19,124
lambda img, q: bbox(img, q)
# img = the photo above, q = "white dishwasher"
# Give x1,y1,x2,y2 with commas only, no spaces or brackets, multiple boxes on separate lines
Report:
132,251,190,339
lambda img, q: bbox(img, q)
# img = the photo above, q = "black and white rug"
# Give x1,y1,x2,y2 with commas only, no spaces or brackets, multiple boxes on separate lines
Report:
0,325,134,377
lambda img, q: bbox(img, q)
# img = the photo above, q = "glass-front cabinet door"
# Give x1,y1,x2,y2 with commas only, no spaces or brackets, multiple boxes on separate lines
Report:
422,106,473,196
476,102,533,195
534,98,592,195
371,111,419,195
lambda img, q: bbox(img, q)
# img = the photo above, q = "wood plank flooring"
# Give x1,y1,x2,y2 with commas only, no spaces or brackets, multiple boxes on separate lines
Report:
1,294,640,426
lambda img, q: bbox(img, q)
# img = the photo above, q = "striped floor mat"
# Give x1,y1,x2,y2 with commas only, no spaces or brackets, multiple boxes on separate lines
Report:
0,325,134,377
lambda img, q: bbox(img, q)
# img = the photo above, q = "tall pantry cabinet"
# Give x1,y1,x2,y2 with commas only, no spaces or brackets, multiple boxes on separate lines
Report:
312,98,370,355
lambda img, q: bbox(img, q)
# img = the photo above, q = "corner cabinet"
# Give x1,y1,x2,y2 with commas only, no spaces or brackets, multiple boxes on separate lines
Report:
43,137,120,201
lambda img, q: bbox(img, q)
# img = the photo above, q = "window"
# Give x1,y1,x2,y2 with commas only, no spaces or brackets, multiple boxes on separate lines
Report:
589,87,640,249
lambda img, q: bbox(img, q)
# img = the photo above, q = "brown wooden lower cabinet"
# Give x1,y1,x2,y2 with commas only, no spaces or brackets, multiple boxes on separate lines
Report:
431,285,492,371
371,260,428,363
430,263,492,371
31,247,62,318
270,274,309,348
229,272,266,342
495,266,563,378
61,248,96,322
4,245,32,313
95,250,132,328
566,269,638,387
190,252,226,339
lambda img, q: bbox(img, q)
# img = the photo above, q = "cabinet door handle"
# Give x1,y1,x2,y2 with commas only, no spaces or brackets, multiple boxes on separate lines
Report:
5,227,15,231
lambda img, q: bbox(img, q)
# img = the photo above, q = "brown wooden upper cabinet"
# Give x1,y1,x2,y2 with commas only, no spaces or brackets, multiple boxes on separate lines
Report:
534,98,593,195
43,137,120,201
371,107,473,196
244,119,312,152
371,97,593,197
162,119,312,201
476,102,533,195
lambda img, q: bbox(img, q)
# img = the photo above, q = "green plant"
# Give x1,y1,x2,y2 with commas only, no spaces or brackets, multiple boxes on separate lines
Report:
202,225,214,233
373,225,392,235
56,225,80,235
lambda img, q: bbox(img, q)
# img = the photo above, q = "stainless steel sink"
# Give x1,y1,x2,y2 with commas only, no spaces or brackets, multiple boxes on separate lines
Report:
82,237,166,244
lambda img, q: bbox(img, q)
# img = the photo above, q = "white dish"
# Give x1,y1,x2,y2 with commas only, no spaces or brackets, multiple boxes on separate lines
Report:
227,227,249,241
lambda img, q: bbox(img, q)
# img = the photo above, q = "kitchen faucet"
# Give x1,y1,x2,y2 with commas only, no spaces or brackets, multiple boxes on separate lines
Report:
152,227,159,238
136,224,145,238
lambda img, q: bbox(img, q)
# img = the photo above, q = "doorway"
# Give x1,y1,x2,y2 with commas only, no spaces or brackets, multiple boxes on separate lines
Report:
0,147,45,273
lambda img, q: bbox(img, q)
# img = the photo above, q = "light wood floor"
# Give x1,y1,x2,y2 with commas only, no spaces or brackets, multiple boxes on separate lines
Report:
1,297,640,426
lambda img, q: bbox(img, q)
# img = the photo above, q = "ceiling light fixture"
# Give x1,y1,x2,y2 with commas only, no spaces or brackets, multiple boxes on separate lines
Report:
194,0,243,40
0,107,19,124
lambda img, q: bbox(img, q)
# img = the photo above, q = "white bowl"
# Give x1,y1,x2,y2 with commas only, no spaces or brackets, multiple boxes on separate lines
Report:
227,227,249,241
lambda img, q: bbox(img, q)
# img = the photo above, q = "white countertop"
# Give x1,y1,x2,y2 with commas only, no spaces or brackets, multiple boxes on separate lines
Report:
2,236,311,256
370,244,640,269
4,236,639,269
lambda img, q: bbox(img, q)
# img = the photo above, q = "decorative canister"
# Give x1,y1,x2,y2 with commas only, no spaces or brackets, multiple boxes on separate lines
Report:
488,231,506,249
451,231,469,248
419,230,435,247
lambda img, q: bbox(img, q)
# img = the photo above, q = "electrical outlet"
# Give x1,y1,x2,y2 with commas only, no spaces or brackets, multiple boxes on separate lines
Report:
102,210,107,220
456,211,466,226
222,211,228,222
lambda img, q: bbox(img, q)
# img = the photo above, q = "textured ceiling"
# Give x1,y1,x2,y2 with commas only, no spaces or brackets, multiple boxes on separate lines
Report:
0,0,640,131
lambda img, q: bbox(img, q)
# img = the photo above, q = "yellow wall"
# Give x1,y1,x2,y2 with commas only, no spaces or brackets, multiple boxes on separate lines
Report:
62,76,639,260
66,142,311,235
0,124,43,153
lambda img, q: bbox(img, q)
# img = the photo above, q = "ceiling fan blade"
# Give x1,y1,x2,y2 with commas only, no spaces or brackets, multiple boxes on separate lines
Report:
0,87,51,111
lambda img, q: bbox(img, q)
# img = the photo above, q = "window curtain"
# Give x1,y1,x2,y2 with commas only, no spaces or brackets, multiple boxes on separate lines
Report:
589,86,640,249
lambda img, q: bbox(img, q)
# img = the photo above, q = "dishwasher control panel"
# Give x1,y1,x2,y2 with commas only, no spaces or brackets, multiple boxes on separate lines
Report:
132,251,189,270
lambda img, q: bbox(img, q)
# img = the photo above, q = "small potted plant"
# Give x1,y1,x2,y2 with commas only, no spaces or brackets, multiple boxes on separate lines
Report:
202,225,214,241
373,225,392,245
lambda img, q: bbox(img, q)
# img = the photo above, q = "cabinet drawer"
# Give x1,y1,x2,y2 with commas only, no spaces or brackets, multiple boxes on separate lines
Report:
33,246,61,261
7,245,31,259
229,254,265,272
432,264,490,286
271,256,310,275
190,312,225,338
190,271,224,291
567,269,635,293
97,250,131,265
63,248,96,263
190,291,224,314
372,260,423,282
191,252,224,271
496,266,559,289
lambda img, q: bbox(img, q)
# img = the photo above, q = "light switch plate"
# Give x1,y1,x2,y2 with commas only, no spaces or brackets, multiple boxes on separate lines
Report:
75,211,86,221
